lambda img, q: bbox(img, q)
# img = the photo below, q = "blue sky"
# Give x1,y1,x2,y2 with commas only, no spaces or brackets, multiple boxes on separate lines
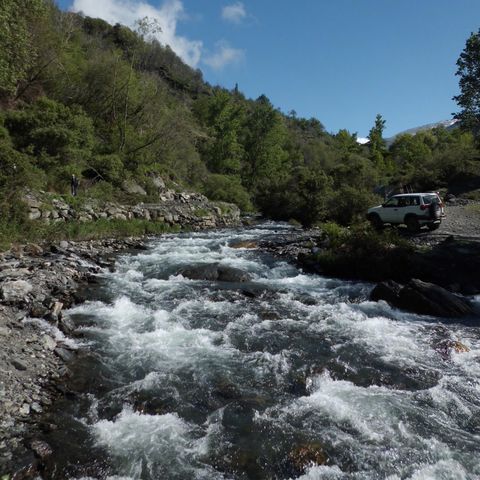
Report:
56,0,480,138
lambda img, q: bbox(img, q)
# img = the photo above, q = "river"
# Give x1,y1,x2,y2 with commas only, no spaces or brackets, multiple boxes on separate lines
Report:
43,224,480,479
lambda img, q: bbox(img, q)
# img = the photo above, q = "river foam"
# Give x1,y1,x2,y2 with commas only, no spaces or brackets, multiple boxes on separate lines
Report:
55,224,480,479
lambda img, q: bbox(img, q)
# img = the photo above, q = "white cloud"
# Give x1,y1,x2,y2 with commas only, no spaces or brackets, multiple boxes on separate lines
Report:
204,41,244,70
221,2,247,24
71,0,202,67
357,137,370,144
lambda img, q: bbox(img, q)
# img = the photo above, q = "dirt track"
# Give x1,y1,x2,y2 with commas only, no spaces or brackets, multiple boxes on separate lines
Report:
404,201,480,243
439,202,480,238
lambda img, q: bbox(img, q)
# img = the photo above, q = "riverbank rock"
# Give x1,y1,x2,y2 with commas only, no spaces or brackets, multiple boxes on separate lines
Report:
371,279,474,318
1,280,33,303
179,264,252,283
0,235,180,474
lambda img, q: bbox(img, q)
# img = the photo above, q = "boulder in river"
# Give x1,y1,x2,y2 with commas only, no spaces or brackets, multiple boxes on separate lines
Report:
179,263,252,283
371,279,474,318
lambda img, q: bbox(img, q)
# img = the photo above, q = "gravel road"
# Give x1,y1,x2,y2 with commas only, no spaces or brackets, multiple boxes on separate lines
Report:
439,201,480,238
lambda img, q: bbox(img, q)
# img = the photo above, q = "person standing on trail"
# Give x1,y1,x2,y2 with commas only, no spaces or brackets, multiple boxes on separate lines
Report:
71,174,79,196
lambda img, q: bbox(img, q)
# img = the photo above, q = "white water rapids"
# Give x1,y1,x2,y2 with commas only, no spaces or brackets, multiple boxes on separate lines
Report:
49,224,480,479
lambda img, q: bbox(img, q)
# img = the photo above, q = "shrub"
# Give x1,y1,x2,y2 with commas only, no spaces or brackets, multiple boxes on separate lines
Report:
202,174,253,212
326,186,382,226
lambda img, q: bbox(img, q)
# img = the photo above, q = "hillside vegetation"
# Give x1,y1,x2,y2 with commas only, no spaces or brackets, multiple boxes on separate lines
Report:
1,0,480,241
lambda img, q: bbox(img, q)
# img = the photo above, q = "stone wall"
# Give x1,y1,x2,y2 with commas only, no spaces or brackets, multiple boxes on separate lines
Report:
23,190,241,230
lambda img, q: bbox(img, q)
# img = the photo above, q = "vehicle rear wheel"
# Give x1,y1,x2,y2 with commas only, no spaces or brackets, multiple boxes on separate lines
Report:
427,223,440,231
368,214,383,230
405,216,420,233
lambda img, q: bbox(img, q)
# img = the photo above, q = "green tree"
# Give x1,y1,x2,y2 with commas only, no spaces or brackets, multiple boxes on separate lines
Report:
4,97,95,184
244,95,290,191
194,90,245,175
453,29,480,137
0,0,46,98
368,114,389,174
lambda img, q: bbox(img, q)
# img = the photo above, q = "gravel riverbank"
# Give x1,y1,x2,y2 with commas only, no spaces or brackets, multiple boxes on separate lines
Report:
0,237,149,475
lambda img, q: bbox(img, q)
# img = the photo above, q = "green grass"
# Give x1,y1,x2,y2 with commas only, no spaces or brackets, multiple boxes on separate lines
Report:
0,218,180,251
194,208,211,217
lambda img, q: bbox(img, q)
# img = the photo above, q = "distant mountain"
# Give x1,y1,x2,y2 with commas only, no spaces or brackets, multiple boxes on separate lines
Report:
385,119,459,146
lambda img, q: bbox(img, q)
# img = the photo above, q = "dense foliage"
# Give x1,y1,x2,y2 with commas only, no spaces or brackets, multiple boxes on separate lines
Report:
1,0,479,236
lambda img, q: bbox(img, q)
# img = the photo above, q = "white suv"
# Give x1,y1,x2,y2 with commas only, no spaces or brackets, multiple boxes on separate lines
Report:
367,193,445,232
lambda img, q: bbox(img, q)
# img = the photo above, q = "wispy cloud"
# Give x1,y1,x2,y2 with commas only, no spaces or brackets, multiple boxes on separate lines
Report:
204,41,245,70
71,0,202,67
221,2,247,24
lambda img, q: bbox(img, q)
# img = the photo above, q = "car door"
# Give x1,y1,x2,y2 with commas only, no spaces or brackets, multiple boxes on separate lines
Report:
402,196,420,223
381,197,400,223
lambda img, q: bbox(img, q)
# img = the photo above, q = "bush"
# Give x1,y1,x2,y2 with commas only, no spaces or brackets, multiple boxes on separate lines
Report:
326,186,382,226
87,153,125,184
202,174,253,212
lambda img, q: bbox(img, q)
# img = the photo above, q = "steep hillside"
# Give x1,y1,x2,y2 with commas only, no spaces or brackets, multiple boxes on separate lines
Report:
1,0,479,245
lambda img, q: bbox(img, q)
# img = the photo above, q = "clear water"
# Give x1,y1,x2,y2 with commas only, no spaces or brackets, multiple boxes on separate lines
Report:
44,224,480,479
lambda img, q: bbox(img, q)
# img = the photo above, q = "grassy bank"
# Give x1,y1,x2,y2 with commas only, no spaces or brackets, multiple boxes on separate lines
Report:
0,218,180,251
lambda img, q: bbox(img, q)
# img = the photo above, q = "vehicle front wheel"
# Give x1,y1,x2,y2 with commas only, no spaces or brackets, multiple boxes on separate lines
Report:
368,214,384,230
427,223,440,231
405,216,420,233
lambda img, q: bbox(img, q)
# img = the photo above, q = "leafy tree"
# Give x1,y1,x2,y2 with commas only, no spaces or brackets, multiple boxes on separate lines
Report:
202,174,253,212
334,129,362,158
243,95,290,191
453,29,480,137
0,0,46,98
4,97,94,170
193,90,245,175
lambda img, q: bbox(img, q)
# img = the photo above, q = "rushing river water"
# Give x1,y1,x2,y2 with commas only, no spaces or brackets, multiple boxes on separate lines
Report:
43,224,480,480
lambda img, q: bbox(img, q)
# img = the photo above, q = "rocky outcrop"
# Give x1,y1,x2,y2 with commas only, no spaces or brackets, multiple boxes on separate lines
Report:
22,189,240,230
370,279,475,319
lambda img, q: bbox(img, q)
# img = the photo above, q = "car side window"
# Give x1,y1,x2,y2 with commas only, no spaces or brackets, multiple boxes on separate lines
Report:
384,198,398,207
397,197,407,207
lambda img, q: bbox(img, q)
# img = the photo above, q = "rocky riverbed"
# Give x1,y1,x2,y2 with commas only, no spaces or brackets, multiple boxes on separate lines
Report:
0,237,155,474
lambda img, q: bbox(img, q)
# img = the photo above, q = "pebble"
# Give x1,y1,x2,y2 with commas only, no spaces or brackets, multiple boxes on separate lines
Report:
31,402,43,414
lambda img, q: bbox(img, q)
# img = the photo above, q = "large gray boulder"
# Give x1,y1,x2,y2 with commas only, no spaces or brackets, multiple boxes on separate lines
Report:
371,279,474,318
179,263,252,283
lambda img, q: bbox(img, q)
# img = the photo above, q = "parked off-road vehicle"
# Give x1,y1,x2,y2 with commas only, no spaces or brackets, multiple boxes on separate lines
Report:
367,193,445,232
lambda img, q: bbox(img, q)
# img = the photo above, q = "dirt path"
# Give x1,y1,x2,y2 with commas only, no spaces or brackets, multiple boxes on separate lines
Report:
404,201,480,243
438,202,480,238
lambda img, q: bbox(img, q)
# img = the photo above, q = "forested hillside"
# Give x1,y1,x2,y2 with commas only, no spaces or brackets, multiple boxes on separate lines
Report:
1,0,479,236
